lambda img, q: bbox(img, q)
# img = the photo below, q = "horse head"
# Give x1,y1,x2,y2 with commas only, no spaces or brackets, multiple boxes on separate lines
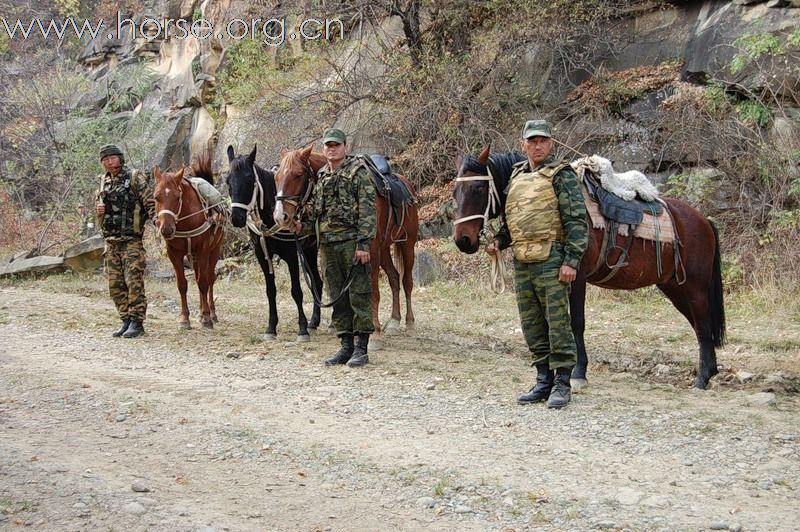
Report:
273,145,326,231
154,166,186,240
226,144,266,229
453,146,492,254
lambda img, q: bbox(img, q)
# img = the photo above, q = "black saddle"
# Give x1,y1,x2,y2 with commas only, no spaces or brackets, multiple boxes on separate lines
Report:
583,173,662,226
358,154,415,209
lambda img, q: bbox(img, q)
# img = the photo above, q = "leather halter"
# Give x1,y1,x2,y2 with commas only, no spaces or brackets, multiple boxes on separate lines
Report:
275,159,316,220
452,171,502,235
156,177,213,240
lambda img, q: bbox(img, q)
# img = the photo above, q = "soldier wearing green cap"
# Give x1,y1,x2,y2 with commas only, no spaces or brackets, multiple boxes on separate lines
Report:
295,128,377,367
487,120,588,408
94,144,156,338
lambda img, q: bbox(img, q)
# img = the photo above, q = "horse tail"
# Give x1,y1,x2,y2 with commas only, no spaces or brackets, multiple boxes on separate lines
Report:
393,242,405,280
708,219,726,348
191,139,215,185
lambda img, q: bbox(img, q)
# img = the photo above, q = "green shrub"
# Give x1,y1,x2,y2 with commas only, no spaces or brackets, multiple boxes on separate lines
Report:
730,33,783,75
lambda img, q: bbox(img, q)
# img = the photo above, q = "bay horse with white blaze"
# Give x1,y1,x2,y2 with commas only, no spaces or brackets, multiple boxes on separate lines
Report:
154,148,225,329
271,146,419,348
226,145,322,341
453,147,725,389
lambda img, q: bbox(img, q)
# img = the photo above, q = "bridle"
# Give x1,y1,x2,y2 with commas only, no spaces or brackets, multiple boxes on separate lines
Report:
156,176,215,240
452,166,507,293
452,168,502,237
274,159,316,222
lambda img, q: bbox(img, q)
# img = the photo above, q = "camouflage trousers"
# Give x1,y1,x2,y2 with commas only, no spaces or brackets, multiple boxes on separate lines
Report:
105,239,148,322
319,239,374,336
513,242,576,369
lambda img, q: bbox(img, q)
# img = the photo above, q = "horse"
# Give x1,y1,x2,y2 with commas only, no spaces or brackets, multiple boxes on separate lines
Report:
271,146,419,349
453,147,725,389
154,147,226,329
226,145,322,341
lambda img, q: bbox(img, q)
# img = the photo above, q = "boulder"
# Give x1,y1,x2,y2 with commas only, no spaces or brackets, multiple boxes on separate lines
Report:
0,255,66,277
63,234,105,272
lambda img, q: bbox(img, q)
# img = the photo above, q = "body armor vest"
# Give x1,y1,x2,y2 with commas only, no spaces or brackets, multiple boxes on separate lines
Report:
100,169,145,239
505,164,567,262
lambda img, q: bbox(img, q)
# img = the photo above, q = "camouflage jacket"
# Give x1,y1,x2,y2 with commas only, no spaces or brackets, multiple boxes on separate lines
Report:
95,166,155,241
305,156,377,251
496,156,588,269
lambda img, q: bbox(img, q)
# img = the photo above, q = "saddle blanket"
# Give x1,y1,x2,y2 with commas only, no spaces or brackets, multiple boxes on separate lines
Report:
582,185,675,242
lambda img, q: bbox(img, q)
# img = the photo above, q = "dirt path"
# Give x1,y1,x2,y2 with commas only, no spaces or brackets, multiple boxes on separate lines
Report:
1,277,798,531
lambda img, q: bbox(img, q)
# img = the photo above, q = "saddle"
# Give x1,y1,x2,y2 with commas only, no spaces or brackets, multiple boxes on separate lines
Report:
356,154,415,225
583,173,662,225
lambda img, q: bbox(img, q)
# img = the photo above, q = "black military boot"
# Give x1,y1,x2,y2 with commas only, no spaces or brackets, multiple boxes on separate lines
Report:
122,320,145,338
325,333,354,366
112,319,131,338
517,364,554,405
547,367,573,409
347,333,369,367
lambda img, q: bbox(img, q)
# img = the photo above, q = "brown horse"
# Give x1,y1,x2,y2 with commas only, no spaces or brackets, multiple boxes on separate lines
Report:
271,146,419,348
154,149,225,330
453,147,725,389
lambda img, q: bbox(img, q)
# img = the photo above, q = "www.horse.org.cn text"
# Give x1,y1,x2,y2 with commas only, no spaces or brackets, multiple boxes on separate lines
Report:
1,13,347,47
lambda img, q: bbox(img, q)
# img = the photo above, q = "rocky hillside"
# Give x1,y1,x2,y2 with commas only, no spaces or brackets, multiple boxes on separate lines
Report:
1,0,799,279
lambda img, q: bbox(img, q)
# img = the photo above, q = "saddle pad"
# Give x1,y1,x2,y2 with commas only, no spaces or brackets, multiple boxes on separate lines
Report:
582,186,675,242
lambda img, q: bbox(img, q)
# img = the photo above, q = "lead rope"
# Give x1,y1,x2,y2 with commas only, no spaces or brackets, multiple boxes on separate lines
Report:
453,173,507,293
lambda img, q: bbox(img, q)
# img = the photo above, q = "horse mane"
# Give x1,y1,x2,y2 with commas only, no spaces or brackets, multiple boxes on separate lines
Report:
191,140,215,185
461,151,526,192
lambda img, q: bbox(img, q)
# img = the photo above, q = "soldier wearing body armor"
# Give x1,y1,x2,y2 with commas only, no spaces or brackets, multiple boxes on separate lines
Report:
94,144,156,338
295,128,377,367
487,120,588,408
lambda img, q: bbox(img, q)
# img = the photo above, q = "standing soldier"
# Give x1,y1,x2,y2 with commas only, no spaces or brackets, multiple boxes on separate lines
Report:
95,144,155,338
487,120,588,408
295,128,377,367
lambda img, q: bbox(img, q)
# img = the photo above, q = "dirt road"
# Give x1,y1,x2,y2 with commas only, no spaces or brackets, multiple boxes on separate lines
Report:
1,274,798,531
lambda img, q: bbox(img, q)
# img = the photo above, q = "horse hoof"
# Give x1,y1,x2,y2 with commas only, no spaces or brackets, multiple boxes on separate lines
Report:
202,322,214,330
263,333,277,341
369,338,384,351
212,316,219,323
384,319,401,335
405,322,416,332
179,322,191,330
570,378,588,392
296,334,311,343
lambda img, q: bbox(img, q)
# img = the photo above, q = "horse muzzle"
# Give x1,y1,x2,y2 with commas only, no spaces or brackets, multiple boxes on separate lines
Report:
454,234,480,254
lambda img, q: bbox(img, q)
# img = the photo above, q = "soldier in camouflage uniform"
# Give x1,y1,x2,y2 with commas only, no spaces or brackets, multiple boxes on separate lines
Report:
94,144,156,338
296,128,377,367
488,120,588,408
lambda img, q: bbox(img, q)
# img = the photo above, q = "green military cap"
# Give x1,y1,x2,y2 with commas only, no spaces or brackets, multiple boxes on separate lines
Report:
99,144,124,159
521,120,552,139
321,128,347,145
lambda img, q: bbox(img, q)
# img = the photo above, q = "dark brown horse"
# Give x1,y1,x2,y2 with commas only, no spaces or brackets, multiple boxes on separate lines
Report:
453,147,725,389
154,149,225,329
271,146,419,348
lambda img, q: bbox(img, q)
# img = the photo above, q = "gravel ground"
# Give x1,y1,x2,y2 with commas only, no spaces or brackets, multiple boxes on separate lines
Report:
1,277,798,532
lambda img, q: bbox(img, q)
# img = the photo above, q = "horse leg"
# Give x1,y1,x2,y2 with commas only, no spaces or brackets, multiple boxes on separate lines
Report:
194,256,213,329
208,235,222,323
658,280,719,390
253,237,278,340
168,250,191,329
306,245,322,330
399,241,416,332
380,247,402,335
369,251,384,351
286,252,311,342
569,275,588,389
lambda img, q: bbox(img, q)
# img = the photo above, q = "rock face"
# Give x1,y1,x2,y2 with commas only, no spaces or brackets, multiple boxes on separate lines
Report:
70,1,800,200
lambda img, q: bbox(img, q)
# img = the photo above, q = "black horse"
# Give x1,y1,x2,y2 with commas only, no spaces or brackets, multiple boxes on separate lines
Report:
226,145,323,341
453,148,725,389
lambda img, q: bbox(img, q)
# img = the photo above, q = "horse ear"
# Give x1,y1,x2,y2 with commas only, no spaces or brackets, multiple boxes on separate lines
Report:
280,147,288,158
247,145,257,166
454,154,463,172
477,146,491,165
300,145,313,161
154,166,162,179
175,167,185,180
227,145,235,162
